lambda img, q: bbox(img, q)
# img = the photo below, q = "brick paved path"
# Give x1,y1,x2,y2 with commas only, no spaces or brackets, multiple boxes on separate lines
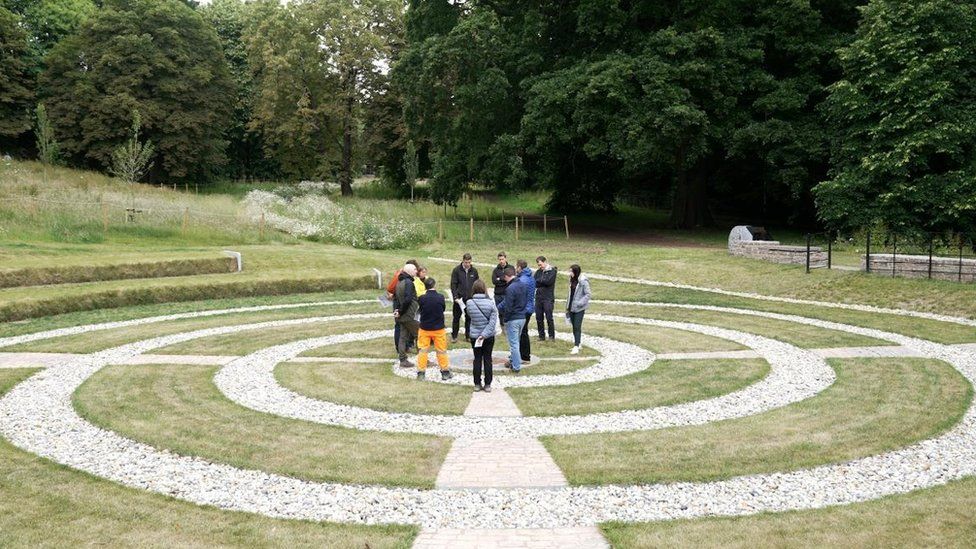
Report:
418,388,608,549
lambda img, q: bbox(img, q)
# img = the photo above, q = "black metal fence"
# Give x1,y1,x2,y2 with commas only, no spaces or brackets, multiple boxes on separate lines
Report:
789,230,976,282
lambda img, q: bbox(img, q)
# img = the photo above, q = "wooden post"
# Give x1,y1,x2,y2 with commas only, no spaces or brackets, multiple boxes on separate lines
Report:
469,218,474,241
515,217,519,240
564,215,570,239
101,202,109,232
182,207,189,235
543,214,548,235
438,219,444,241
260,212,266,240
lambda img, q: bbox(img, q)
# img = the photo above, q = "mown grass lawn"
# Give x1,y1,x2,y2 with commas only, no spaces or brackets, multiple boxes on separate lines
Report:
74,364,451,488
0,369,416,548
544,358,971,485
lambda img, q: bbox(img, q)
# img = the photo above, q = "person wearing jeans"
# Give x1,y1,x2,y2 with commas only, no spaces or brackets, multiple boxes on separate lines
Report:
450,253,479,342
565,264,591,354
497,265,528,372
466,280,498,391
515,259,535,363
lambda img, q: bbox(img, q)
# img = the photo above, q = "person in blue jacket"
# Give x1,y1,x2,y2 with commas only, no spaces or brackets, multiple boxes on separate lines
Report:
515,259,536,364
497,266,528,373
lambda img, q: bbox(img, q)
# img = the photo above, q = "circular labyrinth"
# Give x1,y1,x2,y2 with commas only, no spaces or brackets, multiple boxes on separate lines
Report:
0,293,975,530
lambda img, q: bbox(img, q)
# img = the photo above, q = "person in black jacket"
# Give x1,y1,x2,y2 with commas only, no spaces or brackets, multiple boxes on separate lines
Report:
450,253,479,343
533,256,557,341
416,277,453,380
491,251,509,308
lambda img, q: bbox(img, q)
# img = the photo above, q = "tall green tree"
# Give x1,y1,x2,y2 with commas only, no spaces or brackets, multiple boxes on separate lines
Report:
21,0,96,55
40,0,234,182
245,0,403,193
816,0,976,234
34,103,60,165
0,5,34,143
200,0,278,180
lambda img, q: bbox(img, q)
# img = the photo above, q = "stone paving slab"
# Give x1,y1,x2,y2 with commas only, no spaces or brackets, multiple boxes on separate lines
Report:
463,388,523,417
435,437,569,489
412,526,609,549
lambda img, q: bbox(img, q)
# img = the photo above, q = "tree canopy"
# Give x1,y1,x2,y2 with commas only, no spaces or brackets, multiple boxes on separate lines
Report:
0,5,34,143
40,0,234,181
815,0,976,234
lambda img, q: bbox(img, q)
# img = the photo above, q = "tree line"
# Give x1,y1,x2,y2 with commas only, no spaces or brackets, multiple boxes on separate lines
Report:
1,0,974,234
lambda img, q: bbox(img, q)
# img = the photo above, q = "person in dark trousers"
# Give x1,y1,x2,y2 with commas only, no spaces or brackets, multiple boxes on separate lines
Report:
497,266,528,372
386,259,418,353
450,253,479,343
393,263,421,368
516,259,536,363
533,256,557,341
566,264,591,354
416,277,453,380
465,280,498,391
491,251,509,308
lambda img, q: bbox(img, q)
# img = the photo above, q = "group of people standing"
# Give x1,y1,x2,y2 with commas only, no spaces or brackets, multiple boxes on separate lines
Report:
386,252,592,392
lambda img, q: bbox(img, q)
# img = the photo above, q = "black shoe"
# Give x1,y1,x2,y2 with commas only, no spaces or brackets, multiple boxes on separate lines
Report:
503,360,513,370
484,385,492,393
451,336,458,344
400,360,416,368
416,371,425,379
473,384,483,392
441,370,454,381
511,369,521,375
538,336,546,342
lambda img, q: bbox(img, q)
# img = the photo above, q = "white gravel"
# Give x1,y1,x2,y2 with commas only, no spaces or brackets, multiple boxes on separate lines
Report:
213,314,831,438
0,300,974,528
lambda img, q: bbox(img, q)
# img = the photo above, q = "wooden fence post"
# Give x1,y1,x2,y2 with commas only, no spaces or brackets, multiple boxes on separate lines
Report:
469,218,474,241
439,219,444,241
564,215,570,239
544,214,548,235
515,217,519,240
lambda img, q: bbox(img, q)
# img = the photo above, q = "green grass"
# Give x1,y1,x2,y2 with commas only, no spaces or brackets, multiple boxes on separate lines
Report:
74,364,451,488
6,296,379,353
0,368,416,548
601,477,976,548
543,358,971,485
153,316,391,356
276,361,471,415
587,306,890,349
510,359,769,416
584,321,745,353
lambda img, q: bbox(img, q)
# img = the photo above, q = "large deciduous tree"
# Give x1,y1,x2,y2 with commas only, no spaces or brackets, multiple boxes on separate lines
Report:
815,0,976,234
21,0,97,56
200,0,279,180
0,5,34,143
40,0,234,182
246,0,402,194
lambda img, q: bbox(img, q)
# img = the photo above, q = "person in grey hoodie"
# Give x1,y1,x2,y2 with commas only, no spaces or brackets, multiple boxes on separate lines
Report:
533,255,557,341
465,280,498,391
565,264,590,354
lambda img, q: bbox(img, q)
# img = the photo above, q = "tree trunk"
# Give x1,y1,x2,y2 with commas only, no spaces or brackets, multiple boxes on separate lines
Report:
670,148,713,229
339,70,355,197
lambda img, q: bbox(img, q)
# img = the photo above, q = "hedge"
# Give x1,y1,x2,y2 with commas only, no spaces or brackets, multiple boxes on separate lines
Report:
0,257,239,288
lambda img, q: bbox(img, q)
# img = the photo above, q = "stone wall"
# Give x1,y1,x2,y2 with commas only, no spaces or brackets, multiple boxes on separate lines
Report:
729,241,828,268
863,254,976,283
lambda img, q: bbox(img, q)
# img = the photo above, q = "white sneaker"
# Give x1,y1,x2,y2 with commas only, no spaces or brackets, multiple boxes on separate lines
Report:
570,346,580,355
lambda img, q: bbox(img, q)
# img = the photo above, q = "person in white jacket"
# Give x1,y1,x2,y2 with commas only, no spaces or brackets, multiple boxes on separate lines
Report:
565,264,590,354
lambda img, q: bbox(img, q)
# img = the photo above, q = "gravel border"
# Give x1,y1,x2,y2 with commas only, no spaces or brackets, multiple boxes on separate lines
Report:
0,303,974,528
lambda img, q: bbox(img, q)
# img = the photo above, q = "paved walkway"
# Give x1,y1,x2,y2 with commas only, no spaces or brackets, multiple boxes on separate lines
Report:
419,388,607,548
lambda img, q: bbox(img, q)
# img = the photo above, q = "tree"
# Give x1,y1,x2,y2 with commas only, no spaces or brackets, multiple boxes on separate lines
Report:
0,6,34,143
815,0,976,234
245,0,403,194
34,103,60,165
21,0,96,55
200,0,278,180
109,110,155,183
40,0,234,182
403,139,418,200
